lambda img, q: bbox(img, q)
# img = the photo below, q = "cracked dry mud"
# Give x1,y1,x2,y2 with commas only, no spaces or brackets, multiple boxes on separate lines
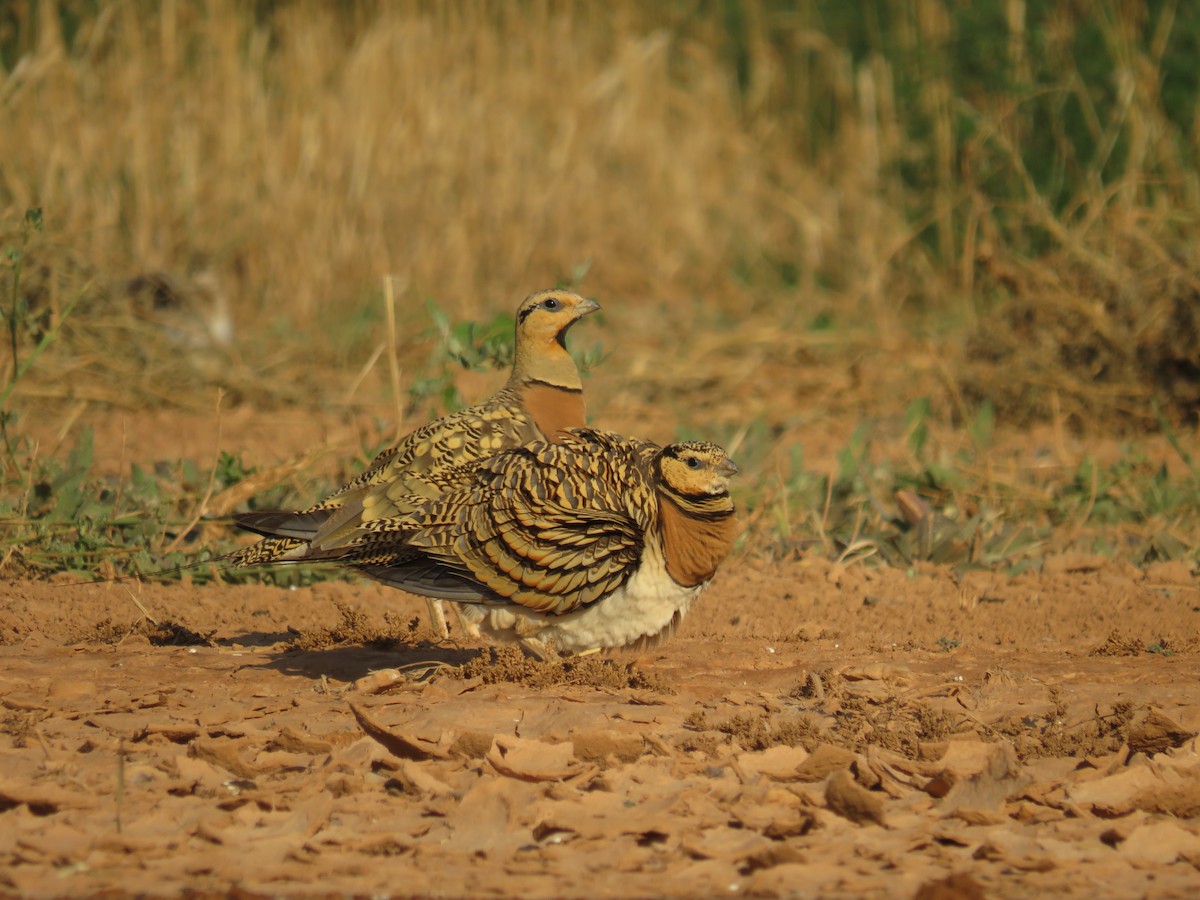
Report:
3,556,1199,899
2,413,1200,898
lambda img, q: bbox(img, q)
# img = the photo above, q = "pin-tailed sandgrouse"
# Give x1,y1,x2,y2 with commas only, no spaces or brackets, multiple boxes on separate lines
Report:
233,427,739,659
231,289,599,635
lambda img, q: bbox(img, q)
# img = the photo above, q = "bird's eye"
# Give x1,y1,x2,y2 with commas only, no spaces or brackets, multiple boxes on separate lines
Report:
542,297,561,310
685,456,702,469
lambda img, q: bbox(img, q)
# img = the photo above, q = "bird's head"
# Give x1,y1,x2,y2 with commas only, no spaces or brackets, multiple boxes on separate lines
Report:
515,289,600,352
656,441,739,509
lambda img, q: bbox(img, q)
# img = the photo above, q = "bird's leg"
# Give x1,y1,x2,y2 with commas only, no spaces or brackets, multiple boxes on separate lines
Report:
449,601,481,638
425,598,450,640
517,637,555,662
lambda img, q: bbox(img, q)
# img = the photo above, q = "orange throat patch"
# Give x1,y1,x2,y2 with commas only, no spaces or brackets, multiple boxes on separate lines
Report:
658,498,738,587
521,382,586,442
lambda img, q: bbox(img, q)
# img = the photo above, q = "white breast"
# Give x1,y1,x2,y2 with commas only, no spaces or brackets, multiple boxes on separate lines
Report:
457,546,706,655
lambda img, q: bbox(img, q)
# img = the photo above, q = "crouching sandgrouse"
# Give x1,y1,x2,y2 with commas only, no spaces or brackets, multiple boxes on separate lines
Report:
232,428,739,659
231,289,599,636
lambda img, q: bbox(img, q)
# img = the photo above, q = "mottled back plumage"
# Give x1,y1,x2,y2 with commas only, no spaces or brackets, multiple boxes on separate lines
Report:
229,290,600,633
337,429,662,610
236,427,740,657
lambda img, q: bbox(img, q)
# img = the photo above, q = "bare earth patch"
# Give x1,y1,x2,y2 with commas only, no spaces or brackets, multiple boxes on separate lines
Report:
2,550,1200,898
5,4,1200,894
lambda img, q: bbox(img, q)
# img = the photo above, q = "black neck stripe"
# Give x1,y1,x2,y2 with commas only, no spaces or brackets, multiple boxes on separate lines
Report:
525,378,582,393
662,491,733,514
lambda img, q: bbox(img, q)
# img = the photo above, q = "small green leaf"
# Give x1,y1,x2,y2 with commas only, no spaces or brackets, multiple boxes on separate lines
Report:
969,399,995,449
808,311,834,331
905,397,931,459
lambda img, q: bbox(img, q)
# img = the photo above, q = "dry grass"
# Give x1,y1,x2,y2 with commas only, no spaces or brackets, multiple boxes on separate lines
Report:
2,2,824,321
961,240,1200,430
1,1,1198,433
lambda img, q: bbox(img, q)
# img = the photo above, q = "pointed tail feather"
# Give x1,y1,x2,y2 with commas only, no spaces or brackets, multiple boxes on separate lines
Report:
232,508,333,540
355,562,494,602
224,535,310,567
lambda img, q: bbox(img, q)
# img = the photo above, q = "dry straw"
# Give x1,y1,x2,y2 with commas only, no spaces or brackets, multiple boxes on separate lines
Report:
1,2,1197,431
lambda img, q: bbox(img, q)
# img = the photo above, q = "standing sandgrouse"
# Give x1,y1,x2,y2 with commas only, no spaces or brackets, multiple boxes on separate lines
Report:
233,427,740,659
231,289,600,636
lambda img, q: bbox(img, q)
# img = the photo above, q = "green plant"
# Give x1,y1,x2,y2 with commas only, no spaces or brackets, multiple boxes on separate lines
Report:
2,209,39,468
745,406,1197,574
0,423,366,586
967,400,996,453
905,397,931,461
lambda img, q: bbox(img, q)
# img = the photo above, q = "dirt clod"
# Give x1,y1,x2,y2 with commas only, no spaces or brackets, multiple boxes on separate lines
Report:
1091,630,1145,657
825,769,887,826
1127,709,1197,755
455,644,671,692
914,872,988,900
